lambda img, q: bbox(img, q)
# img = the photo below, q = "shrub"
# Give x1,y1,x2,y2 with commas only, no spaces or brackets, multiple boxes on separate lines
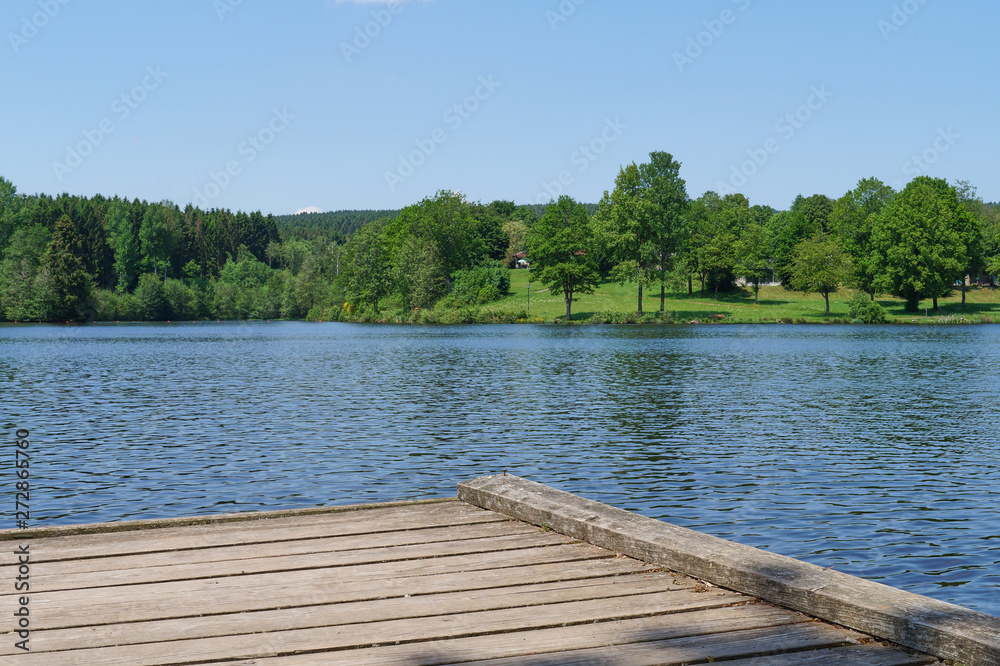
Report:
135,274,168,320
847,291,888,324
447,262,510,306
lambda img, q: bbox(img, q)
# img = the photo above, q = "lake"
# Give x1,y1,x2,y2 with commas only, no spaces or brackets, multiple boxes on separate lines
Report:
2,321,998,615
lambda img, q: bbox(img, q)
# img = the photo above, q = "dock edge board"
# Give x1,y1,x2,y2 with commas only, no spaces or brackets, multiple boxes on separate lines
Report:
458,473,1000,666
0,497,456,540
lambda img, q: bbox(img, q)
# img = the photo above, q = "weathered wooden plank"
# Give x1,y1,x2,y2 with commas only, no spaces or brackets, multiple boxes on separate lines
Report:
29,531,574,592
444,623,869,665
0,497,458,542
10,555,654,630
8,501,499,562
9,573,698,654
6,597,773,665
718,644,942,665
29,520,541,576
196,605,809,666
458,474,1000,666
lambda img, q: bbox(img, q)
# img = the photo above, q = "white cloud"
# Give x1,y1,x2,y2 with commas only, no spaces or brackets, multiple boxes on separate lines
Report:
295,206,324,215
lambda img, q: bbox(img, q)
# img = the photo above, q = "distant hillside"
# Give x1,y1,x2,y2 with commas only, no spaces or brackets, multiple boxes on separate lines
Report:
273,202,597,242
274,209,399,241
522,202,597,219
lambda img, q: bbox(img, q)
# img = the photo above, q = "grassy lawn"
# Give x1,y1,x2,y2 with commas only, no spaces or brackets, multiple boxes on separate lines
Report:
496,270,1000,323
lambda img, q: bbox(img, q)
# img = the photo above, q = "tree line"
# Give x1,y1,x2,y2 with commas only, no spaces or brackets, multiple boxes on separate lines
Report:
526,153,1000,320
0,178,539,322
2,157,998,323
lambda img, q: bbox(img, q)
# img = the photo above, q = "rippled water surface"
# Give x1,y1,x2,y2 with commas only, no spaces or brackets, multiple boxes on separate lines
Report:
2,322,999,614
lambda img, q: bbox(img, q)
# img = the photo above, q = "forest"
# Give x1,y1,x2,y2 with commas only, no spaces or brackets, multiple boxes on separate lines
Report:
1,155,997,324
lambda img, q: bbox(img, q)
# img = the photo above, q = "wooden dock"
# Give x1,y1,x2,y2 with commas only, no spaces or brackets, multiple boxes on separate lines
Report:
1,475,996,664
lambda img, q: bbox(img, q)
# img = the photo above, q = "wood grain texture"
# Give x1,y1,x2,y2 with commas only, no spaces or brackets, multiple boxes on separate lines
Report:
0,493,943,665
458,474,994,666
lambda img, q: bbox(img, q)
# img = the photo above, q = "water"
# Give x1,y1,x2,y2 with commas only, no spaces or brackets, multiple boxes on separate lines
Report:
2,321,998,615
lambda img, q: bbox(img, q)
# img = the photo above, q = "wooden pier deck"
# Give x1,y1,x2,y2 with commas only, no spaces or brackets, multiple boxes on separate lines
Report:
2,475,996,664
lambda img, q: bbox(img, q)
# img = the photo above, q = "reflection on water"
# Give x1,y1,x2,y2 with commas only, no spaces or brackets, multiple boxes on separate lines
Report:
1,322,998,614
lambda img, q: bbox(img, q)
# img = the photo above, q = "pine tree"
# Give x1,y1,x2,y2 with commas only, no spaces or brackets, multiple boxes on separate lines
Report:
105,199,140,293
42,214,92,320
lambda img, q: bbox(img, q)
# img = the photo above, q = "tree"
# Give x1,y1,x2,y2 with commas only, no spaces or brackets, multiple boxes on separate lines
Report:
872,178,970,311
788,233,851,315
829,178,894,298
105,199,140,293
952,179,987,306
392,236,447,309
681,191,722,296
640,152,688,312
594,163,655,314
397,191,481,289
773,207,820,286
736,222,772,304
0,176,22,251
502,219,528,268
42,214,93,320
341,220,390,312
791,194,834,232
528,196,600,321
135,273,168,320
139,203,171,280
0,224,50,321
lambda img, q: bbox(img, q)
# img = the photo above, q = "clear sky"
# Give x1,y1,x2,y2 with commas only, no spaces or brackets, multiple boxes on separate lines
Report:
3,0,998,215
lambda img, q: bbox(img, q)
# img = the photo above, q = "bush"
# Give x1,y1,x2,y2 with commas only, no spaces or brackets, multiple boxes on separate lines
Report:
135,274,168,320
164,279,199,320
447,262,510,306
847,291,888,324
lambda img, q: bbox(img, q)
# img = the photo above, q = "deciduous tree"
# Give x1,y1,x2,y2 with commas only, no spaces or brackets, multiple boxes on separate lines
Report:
872,178,970,311
529,196,600,321
788,233,850,316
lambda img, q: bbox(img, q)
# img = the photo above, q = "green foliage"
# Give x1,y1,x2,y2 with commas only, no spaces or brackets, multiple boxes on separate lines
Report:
790,194,834,232
43,215,93,321
847,291,888,324
772,209,820,286
392,236,447,309
788,233,851,315
163,279,200,320
872,177,970,311
135,273,168,320
736,222,773,303
0,224,51,321
528,196,600,320
105,199,140,293
219,247,273,290
829,178,894,294
340,220,391,311
641,152,689,306
447,261,511,307
273,209,398,242
595,163,654,282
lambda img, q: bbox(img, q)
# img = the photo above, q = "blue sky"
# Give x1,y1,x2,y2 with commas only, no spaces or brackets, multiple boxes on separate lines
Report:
2,0,998,214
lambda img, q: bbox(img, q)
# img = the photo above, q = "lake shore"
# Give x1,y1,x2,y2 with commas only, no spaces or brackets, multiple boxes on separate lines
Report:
312,270,1000,325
